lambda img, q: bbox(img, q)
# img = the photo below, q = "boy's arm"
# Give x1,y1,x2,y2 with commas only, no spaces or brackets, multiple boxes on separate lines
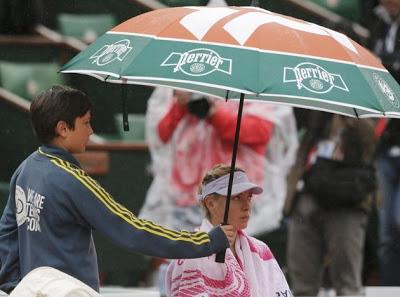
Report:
65,166,229,259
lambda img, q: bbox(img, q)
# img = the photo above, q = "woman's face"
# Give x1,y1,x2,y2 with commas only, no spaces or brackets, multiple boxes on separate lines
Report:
206,190,253,232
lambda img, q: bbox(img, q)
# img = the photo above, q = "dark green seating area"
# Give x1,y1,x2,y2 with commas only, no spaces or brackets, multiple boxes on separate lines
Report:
159,0,208,6
41,0,149,29
0,61,63,100
87,144,153,286
114,113,146,142
58,13,117,43
0,93,39,182
65,74,152,136
307,0,362,22
0,37,64,63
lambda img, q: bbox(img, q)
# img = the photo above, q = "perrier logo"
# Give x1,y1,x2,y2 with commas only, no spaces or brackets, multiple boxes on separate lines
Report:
161,48,232,77
283,62,349,94
90,39,132,66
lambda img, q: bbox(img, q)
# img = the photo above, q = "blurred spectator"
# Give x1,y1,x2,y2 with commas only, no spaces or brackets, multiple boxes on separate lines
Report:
375,119,400,286
367,1,400,285
0,0,43,34
287,113,377,296
360,1,380,26
368,0,400,82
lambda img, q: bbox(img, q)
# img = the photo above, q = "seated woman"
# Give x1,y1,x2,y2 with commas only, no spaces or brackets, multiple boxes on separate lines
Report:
165,164,291,297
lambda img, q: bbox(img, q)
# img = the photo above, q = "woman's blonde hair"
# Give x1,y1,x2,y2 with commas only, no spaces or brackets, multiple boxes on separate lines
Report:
198,164,244,219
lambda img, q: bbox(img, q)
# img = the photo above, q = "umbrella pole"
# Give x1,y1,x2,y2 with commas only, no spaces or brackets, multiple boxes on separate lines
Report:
215,92,245,263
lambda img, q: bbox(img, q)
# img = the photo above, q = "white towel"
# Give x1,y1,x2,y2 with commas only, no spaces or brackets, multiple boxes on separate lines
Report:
10,267,101,297
165,220,291,297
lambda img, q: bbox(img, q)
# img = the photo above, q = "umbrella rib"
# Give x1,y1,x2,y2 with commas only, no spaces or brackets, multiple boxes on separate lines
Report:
225,90,230,101
353,108,359,119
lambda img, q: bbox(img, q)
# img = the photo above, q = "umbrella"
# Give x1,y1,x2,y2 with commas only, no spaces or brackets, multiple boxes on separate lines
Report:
61,6,400,261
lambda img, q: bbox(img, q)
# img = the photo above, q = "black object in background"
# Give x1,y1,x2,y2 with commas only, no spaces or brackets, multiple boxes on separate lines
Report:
0,0,43,34
187,97,211,119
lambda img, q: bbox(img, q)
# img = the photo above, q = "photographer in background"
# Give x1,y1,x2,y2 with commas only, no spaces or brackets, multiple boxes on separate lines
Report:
366,0,400,285
140,88,275,231
368,0,400,82
287,113,377,296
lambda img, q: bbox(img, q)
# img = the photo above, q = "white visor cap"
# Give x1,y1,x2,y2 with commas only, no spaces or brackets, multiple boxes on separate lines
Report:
198,171,263,201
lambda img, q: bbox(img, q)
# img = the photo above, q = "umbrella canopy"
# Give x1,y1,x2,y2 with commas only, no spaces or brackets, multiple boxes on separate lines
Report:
61,6,400,118
61,6,400,262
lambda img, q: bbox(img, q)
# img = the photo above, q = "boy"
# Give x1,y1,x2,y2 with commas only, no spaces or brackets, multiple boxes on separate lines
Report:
0,85,233,293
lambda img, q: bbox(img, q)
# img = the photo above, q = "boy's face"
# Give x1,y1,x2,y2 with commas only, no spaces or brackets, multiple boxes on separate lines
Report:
64,111,93,154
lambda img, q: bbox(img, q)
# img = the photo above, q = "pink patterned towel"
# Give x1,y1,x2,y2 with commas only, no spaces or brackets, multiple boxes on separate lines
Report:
165,220,292,297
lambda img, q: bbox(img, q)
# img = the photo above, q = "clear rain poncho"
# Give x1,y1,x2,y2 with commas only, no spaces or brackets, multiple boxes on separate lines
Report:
139,87,298,235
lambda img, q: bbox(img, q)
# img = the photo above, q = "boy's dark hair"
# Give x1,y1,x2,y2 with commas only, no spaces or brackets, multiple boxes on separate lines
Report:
30,85,92,144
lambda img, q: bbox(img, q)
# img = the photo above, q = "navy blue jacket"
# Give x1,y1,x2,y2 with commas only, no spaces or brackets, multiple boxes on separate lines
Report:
0,145,228,292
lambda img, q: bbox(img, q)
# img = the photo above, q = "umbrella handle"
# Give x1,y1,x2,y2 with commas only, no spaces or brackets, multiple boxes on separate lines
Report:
215,222,228,263
215,246,227,263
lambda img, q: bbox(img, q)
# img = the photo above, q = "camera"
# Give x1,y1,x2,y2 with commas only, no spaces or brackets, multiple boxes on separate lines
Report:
187,97,211,119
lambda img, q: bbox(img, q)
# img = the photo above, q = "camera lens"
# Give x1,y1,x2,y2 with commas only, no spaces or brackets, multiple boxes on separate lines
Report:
187,98,210,119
